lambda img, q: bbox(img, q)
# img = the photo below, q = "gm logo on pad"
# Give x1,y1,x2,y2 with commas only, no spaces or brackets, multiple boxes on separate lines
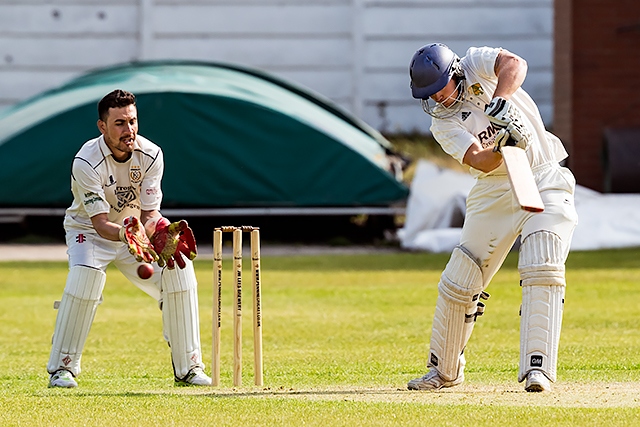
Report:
531,355,543,367
430,353,439,367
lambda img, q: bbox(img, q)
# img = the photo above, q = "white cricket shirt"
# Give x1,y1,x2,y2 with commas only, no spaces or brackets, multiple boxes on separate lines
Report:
430,46,568,178
64,134,163,232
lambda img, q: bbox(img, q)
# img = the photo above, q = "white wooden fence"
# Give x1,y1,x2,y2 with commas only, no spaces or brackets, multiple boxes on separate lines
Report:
0,0,553,133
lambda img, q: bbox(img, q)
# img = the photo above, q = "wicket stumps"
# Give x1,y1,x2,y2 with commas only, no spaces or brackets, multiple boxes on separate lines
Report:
212,226,263,387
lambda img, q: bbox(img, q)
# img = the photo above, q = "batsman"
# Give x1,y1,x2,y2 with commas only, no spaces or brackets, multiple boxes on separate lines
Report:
407,44,578,392
47,89,211,388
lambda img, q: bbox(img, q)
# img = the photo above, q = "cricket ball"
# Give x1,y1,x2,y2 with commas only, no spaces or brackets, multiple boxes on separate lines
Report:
137,263,154,280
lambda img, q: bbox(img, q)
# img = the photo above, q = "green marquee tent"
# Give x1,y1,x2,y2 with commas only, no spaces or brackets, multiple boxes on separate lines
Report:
0,61,408,216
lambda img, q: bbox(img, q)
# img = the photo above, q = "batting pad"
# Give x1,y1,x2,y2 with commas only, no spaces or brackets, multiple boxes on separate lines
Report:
161,264,203,379
429,246,484,381
47,266,106,376
518,231,567,382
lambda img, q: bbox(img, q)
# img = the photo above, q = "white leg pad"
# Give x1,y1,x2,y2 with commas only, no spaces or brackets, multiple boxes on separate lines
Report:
429,246,485,381
47,266,106,376
161,263,204,379
518,231,567,382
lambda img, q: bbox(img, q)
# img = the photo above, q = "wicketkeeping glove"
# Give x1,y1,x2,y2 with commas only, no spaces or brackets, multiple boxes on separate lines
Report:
118,216,158,263
147,217,197,269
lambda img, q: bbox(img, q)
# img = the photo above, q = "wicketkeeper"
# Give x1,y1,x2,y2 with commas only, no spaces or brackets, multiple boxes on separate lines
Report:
47,89,211,388
406,44,578,392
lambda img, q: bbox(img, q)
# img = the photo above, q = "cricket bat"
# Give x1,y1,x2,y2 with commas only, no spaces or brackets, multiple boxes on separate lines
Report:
501,146,545,213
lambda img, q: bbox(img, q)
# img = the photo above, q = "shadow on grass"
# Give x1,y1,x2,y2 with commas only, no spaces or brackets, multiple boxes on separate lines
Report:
37,382,640,408
40,387,409,399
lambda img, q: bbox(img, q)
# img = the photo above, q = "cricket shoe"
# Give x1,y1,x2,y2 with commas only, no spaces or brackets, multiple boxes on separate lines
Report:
48,370,78,388
175,368,212,386
525,370,551,392
407,369,464,391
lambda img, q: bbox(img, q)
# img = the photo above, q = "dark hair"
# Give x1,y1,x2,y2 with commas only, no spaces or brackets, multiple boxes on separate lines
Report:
98,89,136,121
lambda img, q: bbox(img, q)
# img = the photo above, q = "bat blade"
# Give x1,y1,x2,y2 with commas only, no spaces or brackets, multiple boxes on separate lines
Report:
501,146,544,213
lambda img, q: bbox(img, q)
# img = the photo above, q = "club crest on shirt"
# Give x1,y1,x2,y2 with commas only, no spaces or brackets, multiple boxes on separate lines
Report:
130,166,142,183
469,83,484,96
115,186,136,208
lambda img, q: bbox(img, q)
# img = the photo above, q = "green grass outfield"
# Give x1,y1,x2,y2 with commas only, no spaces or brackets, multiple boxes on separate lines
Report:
1,248,639,426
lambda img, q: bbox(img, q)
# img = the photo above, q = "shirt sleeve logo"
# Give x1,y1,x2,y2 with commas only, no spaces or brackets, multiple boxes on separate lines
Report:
83,192,103,206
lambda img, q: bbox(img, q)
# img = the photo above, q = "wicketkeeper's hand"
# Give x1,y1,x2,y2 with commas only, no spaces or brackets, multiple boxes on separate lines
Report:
118,216,158,263
146,217,197,269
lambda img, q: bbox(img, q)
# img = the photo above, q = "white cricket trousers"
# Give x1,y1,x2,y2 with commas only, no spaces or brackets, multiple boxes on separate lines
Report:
460,162,578,287
65,231,164,300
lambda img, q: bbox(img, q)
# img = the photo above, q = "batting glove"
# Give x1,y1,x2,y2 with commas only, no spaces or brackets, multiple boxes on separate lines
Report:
486,97,532,152
118,216,158,263
505,119,532,151
492,129,513,153
147,217,197,269
492,123,531,153
484,96,516,128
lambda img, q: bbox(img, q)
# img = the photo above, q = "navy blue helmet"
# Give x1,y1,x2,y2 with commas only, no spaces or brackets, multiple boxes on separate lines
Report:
409,43,460,99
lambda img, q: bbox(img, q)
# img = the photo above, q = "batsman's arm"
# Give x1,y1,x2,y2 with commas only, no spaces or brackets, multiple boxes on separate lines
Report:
462,141,503,173
463,142,543,212
492,49,528,100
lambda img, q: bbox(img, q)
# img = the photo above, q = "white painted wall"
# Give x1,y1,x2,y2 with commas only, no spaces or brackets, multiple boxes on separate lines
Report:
0,0,553,134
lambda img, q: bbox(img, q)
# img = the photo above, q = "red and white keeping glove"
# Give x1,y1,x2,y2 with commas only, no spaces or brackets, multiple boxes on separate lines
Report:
145,217,197,269
118,216,158,264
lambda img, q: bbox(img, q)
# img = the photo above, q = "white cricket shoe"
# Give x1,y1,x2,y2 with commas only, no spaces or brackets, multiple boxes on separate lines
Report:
175,368,212,386
525,370,551,392
407,369,464,391
48,370,78,388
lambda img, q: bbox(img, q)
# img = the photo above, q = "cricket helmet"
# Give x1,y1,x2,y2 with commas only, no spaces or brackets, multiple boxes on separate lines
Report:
409,43,461,99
